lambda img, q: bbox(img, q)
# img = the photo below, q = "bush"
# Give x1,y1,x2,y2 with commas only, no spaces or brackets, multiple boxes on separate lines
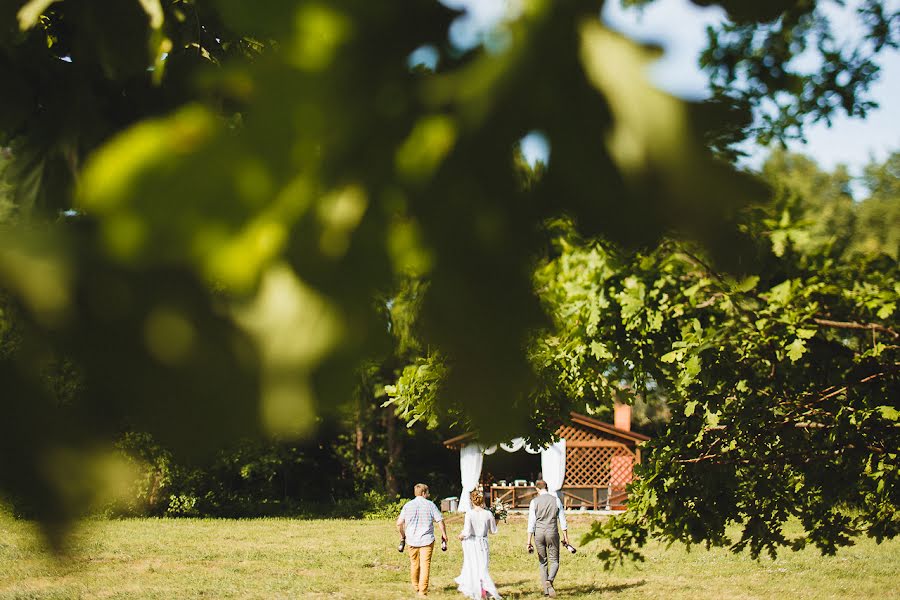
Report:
108,431,188,517
166,494,200,517
327,490,407,520
360,490,407,520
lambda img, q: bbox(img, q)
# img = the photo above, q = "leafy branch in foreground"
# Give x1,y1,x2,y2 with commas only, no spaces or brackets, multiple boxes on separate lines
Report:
572,228,898,564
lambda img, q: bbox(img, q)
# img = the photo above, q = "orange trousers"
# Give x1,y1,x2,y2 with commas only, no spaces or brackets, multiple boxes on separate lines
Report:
407,541,435,594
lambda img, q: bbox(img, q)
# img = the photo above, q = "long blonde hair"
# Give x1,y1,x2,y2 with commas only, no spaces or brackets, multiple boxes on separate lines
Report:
470,489,485,508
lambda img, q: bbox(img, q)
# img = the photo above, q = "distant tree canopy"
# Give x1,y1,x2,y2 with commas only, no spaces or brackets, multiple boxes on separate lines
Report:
0,0,898,551
762,149,900,259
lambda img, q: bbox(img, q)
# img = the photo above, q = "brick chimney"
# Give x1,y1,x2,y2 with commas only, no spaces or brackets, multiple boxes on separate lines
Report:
613,402,632,432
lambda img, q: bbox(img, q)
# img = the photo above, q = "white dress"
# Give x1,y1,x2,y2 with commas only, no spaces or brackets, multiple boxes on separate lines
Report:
455,507,501,599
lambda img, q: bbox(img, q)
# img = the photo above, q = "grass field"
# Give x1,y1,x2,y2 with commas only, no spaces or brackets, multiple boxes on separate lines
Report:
1,512,898,599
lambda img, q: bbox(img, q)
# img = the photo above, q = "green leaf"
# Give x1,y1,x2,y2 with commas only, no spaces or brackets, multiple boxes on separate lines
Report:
396,116,457,185
786,338,807,362
778,208,791,228
768,280,793,305
771,230,788,257
660,349,682,363
733,275,759,293
17,0,59,30
590,340,613,360
684,355,701,379
684,400,698,417
617,277,646,321
877,406,900,421
684,280,706,298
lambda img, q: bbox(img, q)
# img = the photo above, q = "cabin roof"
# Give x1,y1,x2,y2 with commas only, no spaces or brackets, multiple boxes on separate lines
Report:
442,411,650,448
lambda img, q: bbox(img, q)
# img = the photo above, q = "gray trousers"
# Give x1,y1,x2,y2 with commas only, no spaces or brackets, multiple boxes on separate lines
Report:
534,527,560,584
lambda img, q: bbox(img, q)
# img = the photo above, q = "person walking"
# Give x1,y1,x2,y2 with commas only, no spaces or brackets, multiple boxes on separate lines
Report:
455,489,501,599
397,483,448,598
525,480,569,598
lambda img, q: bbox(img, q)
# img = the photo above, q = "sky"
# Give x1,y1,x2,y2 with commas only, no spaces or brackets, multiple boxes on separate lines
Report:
440,0,900,180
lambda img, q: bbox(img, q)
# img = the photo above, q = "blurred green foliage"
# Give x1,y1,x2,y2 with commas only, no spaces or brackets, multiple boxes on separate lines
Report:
0,0,897,552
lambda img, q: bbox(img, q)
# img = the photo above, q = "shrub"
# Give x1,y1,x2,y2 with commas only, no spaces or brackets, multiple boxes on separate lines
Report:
108,432,186,516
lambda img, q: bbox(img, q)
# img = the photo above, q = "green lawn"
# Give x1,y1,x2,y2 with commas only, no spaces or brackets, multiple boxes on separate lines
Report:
1,512,898,599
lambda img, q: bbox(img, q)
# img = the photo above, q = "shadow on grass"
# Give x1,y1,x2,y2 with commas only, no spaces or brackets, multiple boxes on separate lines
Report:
562,580,647,594
440,579,646,597
439,579,531,593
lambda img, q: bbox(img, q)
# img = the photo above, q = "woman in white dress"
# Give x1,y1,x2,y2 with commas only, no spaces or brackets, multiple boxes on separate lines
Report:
455,490,501,599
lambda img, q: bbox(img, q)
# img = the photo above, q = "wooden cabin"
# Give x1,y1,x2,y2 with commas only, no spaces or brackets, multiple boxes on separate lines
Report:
443,406,650,511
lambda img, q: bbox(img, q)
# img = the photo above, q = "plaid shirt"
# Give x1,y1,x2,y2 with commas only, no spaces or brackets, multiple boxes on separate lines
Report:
397,496,443,547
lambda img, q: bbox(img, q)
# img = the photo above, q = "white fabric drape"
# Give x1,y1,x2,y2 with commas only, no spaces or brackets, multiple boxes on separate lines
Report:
540,439,566,493
500,438,525,453
500,437,541,454
482,445,498,455
458,443,484,512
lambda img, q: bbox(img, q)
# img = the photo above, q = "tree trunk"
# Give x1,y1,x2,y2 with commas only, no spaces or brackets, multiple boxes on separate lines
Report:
355,395,365,474
384,407,400,497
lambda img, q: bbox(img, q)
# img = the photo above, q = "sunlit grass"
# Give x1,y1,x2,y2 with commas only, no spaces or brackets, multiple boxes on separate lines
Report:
1,512,898,599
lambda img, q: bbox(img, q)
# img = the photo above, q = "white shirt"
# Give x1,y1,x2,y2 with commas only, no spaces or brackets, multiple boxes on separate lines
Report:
526,489,567,534
397,496,443,547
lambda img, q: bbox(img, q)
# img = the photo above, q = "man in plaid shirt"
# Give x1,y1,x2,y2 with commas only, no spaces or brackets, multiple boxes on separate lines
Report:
397,483,448,597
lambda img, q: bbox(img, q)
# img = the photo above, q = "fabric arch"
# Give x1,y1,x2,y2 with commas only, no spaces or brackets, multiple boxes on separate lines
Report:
456,439,566,511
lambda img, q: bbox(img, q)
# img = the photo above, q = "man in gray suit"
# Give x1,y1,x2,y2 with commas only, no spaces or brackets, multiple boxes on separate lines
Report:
525,480,569,597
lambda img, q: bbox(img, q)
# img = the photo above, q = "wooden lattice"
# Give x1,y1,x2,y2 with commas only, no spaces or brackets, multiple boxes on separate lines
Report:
565,445,634,485
558,424,598,442
558,423,636,487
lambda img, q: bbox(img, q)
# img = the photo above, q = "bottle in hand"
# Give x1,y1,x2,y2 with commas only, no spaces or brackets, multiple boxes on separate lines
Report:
398,539,406,553
563,542,577,554
441,539,447,552
528,544,534,554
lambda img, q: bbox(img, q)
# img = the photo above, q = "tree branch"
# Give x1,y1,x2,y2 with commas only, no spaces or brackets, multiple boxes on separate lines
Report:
794,369,895,409
813,318,899,339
